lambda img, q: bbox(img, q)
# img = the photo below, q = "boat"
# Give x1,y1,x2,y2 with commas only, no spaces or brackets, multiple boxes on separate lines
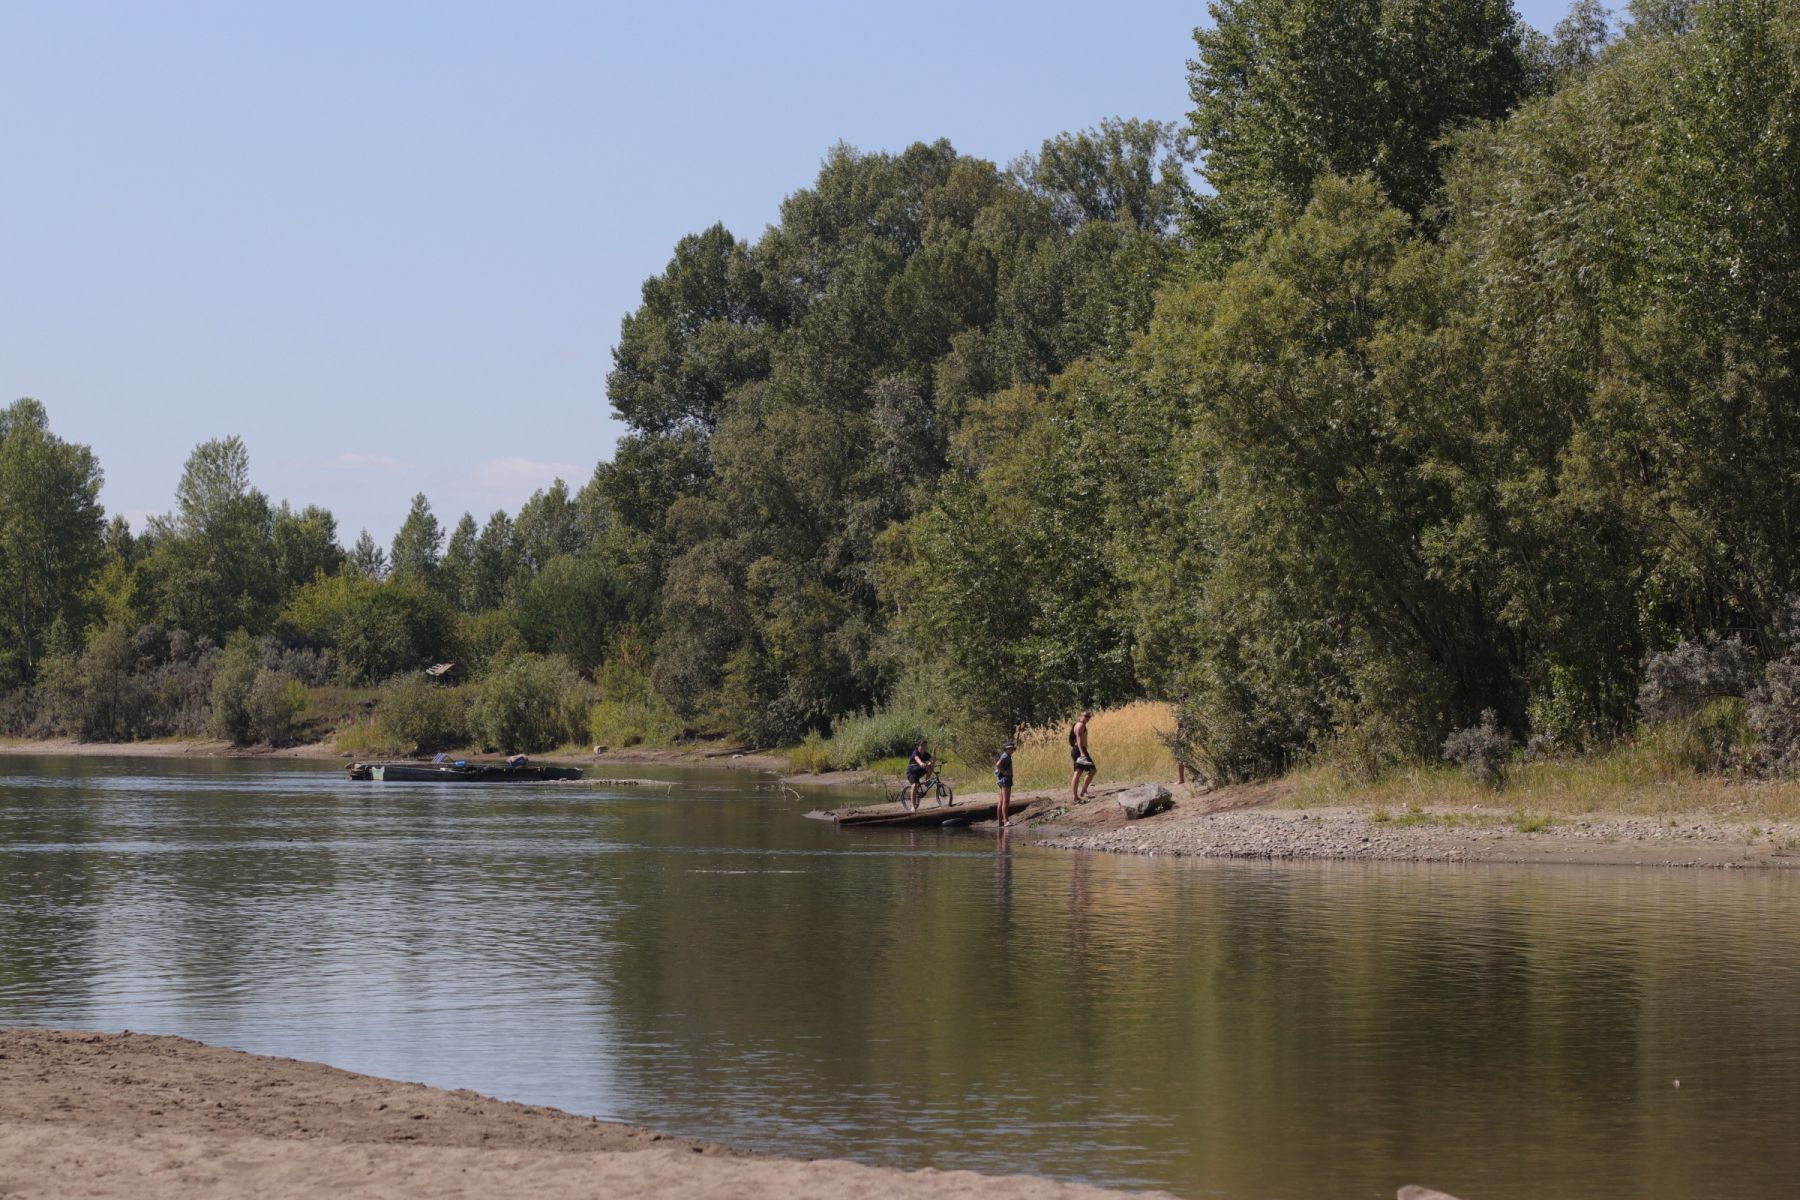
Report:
346,760,584,783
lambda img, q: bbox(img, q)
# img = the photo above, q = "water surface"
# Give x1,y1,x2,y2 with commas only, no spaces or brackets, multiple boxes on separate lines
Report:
2,756,1796,1199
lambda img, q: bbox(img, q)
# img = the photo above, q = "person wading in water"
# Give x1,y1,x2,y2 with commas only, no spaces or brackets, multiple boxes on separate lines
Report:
1069,710,1096,802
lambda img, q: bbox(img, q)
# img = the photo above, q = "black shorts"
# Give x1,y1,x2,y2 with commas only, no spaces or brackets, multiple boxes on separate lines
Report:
906,767,926,783
1072,750,1095,772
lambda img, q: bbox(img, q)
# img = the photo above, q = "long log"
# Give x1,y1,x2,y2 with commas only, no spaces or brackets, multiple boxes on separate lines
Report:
835,798,1029,828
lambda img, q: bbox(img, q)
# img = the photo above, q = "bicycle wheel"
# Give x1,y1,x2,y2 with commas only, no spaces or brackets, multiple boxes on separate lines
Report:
935,780,954,807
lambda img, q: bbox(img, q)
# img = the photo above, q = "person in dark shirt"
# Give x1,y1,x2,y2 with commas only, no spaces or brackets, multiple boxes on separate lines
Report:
994,739,1015,827
905,740,935,812
1070,710,1096,801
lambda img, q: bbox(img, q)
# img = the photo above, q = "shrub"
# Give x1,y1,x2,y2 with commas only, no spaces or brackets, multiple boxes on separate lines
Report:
455,609,526,679
787,732,833,774
1642,697,1751,777
378,675,472,754
827,706,935,770
280,573,453,685
1441,710,1513,788
1749,660,1800,775
1638,636,1758,724
589,652,682,749
208,636,261,743
468,653,591,753
243,669,307,745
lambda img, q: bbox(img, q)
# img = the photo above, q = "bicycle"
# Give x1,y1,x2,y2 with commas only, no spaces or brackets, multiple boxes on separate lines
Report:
899,769,955,811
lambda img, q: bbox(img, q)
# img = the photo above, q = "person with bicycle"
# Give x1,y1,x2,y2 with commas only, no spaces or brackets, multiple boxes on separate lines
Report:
905,739,935,812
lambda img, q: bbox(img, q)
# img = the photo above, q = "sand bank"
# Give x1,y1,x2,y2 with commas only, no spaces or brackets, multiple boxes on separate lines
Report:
823,782,1800,869
0,1029,1159,1199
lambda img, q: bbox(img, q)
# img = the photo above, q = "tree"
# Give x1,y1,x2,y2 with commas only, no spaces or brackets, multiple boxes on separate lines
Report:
137,436,277,643
348,529,387,579
440,512,479,611
1015,117,1194,233
471,511,519,610
0,399,106,683
271,504,343,594
1550,0,1615,75
388,492,442,586
1186,0,1531,257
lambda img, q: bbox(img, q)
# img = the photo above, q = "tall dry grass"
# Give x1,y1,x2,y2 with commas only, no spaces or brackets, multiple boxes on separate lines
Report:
1291,749,1800,822
946,700,1180,792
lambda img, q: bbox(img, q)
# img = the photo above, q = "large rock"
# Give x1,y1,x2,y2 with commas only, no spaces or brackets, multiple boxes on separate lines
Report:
1116,784,1172,820
1397,1188,1465,1200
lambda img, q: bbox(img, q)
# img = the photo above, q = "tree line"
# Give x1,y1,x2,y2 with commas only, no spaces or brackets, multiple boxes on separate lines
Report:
7,0,1799,775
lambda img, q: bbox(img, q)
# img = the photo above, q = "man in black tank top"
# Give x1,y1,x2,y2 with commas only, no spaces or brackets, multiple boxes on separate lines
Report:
1069,709,1095,801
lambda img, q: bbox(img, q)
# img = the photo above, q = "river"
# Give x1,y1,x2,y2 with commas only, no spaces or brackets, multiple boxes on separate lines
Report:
1,756,1796,1199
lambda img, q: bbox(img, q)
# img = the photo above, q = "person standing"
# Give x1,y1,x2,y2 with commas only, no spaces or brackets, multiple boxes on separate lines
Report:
905,739,935,812
994,739,1015,827
1070,710,1096,801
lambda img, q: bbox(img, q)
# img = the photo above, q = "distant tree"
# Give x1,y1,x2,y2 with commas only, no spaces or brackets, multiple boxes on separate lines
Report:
1627,0,1696,35
138,436,277,642
1015,117,1194,233
440,512,479,611
348,529,387,579
1186,0,1531,256
514,480,583,575
271,503,343,594
0,398,106,683
388,492,442,586
471,511,520,610
1551,0,1616,74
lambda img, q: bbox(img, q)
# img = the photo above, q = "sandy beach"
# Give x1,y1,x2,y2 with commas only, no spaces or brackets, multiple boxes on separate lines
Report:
0,1029,1163,1199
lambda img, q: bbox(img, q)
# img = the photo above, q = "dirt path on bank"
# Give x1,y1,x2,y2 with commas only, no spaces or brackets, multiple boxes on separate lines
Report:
0,1029,1161,1200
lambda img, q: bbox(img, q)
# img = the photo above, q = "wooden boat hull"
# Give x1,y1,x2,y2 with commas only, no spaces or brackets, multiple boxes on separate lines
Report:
347,762,583,783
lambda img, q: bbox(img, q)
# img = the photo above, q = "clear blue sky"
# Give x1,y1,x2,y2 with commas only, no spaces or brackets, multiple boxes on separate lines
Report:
2,0,1575,545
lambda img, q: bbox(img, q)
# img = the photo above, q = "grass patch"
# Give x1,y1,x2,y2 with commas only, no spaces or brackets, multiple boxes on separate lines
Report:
1290,744,1800,822
946,701,1179,793
1513,811,1554,833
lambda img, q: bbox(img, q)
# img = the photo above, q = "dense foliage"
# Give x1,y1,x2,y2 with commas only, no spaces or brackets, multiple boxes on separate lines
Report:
7,2,1799,779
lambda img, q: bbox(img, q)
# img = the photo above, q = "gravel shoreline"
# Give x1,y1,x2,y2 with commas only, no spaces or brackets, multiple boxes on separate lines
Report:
1025,792,1800,869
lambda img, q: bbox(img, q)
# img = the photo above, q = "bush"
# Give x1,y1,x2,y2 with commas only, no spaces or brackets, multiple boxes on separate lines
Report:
210,635,305,745
208,637,261,743
1441,709,1513,788
826,705,935,770
1749,659,1800,775
1638,636,1758,724
1642,697,1751,777
787,731,833,774
589,652,682,749
378,675,472,754
281,573,453,686
468,653,591,753
243,669,307,745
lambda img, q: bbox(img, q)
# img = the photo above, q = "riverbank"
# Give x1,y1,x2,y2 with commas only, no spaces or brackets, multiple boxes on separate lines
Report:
906,780,1800,869
0,735,793,772
0,1029,1159,1200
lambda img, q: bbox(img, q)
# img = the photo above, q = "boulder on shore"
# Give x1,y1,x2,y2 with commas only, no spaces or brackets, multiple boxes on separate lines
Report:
1397,1188,1464,1200
1116,784,1173,820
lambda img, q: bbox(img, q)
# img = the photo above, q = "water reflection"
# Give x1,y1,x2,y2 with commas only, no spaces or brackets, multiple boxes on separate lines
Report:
2,755,1798,1199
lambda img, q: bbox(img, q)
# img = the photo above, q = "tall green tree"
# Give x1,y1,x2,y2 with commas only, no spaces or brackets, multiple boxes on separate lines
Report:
0,399,106,683
138,436,277,642
388,492,442,586
1186,0,1531,258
